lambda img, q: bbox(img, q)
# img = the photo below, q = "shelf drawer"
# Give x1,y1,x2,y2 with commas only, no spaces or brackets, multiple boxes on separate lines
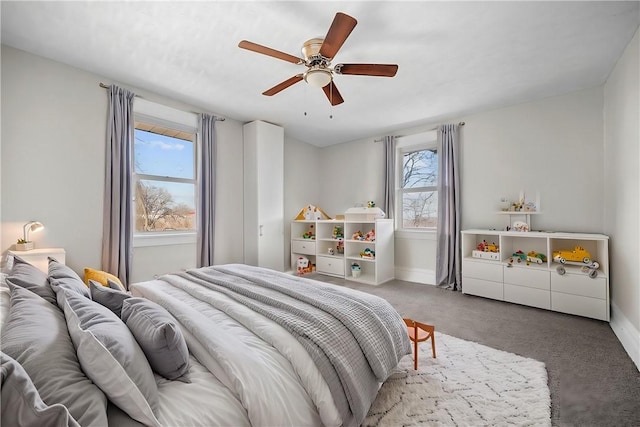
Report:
551,292,608,321
503,267,550,290
291,240,316,255
463,260,503,282
462,277,503,300
504,284,550,309
550,274,607,299
316,256,345,276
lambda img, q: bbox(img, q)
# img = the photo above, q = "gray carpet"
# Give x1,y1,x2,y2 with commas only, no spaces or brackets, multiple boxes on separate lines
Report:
307,274,640,427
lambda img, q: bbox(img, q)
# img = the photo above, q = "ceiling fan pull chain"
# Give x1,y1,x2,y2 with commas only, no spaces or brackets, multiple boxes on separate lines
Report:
329,81,333,119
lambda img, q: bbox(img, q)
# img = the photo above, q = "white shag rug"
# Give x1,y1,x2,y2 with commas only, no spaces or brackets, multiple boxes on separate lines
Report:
364,332,551,426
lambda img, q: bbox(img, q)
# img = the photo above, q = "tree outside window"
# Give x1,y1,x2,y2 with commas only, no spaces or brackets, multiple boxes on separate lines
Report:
401,148,438,229
133,125,196,232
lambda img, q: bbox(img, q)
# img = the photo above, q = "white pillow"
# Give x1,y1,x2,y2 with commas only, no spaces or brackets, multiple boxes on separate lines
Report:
59,288,161,426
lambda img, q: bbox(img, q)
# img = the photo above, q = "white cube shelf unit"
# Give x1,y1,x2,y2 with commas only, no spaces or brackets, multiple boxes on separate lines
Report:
291,219,394,285
461,229,609,321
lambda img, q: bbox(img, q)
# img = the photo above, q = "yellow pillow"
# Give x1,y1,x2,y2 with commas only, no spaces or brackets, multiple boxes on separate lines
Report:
84,268,125,291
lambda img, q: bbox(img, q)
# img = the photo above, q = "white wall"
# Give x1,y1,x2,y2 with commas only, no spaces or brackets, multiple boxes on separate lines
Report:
1,45,246,281
604,28,640,370
318,86,607,284
318,139,385,216
459,87,605,233
283,135,321,270
1,46,107,273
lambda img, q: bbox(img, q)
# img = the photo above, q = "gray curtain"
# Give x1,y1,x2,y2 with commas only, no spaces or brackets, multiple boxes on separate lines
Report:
197,114,217,267
436,124,461,290
102,85,135,288
383,136,396,219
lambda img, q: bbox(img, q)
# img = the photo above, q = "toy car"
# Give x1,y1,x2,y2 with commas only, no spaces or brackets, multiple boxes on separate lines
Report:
486,242,499,252
512,250,526,262
527,251,547,264
477,240,499,252
553,246,591,264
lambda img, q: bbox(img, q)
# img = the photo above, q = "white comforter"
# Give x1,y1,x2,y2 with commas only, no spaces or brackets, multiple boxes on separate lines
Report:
131,276,343,427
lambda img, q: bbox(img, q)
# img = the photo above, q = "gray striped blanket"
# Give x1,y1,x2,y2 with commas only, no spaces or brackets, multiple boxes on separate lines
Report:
168,264,410,427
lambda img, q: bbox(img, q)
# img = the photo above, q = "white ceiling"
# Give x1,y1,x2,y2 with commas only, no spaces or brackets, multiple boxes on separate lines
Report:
1,1,638,147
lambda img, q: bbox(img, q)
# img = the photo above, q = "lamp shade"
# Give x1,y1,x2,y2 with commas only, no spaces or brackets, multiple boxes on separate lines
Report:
23,221,44,242
304,68,332,88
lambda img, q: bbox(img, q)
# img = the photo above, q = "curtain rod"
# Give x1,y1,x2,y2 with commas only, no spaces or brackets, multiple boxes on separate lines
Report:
99,82,226,121
373,122,465,142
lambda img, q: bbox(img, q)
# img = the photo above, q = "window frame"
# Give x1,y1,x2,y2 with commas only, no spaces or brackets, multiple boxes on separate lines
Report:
131,100,199,247
395,131,439,237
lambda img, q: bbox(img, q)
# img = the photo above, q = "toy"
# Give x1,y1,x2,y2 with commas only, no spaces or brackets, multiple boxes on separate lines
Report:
365,229,376,242
360,248,375,258
512,250,527,262
553,246,599,278
477,240,499,252
351,263,361,278
332,226,344,239
336,239,344,254
553,246,592,264
302,224,315,239
527,251,547,264
352,230,364,241
296,257,314,275
294,204,331,221
513,221,529,232
367,201,376,208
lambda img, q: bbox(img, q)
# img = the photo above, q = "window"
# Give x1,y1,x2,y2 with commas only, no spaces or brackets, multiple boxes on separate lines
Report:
132,99,199,247
396,131,438,231
133,122,196,234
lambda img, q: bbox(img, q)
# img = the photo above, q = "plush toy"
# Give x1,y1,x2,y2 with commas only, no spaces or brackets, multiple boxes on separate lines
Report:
365,229,376,241
352,230,364,241
296,257,313,275
360,248,375,258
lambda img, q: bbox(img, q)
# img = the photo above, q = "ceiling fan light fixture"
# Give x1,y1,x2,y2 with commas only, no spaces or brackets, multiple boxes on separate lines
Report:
304,67,332,88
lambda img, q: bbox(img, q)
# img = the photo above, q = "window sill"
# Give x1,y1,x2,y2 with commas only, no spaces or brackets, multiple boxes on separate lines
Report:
133,232,196,248
395,229,437,240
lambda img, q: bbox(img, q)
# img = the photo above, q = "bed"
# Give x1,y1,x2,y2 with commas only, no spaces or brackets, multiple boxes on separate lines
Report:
1,259,410,427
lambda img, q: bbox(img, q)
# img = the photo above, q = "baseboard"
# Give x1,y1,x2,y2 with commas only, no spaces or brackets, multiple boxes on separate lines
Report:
610,301,640,371
394,266,436,285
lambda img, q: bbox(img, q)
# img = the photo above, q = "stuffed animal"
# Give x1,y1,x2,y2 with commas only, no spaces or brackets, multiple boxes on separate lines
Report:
365,229,376,241
296,257,313,275
352,230,364,241
360,248,375,258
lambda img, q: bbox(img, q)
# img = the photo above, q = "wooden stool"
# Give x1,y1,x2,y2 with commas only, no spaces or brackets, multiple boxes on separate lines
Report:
403,318,436,370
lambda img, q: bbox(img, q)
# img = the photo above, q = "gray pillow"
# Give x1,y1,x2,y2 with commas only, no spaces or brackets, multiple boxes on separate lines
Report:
5,255,56,305
0,285,108,426
90,279,130,317
1,352,80,427
58,288,161,426
107,277,125,290
121,298,190,381
48,258,90,299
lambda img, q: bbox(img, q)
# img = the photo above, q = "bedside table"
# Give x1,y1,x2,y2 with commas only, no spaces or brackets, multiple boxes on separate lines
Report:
7,248,66,273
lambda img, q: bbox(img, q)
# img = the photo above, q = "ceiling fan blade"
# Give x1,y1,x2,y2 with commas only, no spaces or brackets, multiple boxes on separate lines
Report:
238,40,303,65
322,82,344,106
319,12,357,59
335,63,398,77
262,75,304,96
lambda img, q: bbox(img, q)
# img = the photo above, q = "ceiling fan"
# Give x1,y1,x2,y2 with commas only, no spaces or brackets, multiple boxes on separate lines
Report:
238,12,398,106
